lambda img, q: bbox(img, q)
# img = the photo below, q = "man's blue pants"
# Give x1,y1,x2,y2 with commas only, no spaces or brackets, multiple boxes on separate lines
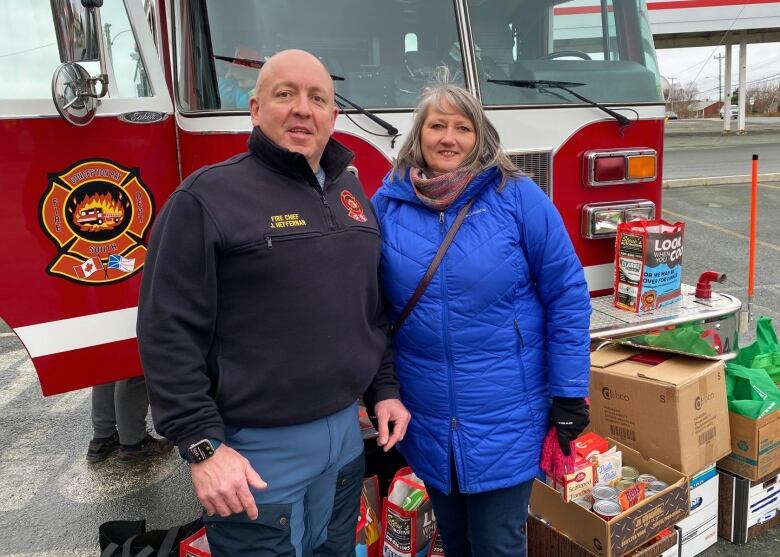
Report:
204,402,364,557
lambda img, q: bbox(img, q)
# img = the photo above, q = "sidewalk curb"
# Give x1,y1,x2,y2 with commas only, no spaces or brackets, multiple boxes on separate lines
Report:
663,173,780,188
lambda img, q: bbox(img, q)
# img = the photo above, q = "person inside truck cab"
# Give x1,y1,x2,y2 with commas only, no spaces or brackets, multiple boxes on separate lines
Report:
138,49,409,556
372,84,592,557
217,46,261,110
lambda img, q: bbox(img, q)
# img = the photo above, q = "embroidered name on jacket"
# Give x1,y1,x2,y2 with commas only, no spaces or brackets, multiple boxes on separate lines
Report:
270,213,307,228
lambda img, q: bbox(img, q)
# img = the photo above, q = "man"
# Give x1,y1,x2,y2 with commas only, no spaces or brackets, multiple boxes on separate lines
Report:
138,49,409,556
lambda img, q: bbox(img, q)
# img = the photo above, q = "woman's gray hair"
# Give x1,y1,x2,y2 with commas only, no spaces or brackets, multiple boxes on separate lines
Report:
393,79,520,185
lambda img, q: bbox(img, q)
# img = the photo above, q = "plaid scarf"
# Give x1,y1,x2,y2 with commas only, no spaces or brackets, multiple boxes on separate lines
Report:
410,167,475,210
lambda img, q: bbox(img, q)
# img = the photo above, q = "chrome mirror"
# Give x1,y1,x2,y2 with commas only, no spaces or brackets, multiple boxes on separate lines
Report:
51,62,97,126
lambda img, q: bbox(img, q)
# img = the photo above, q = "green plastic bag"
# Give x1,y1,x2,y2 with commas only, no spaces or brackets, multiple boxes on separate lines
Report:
725,316,780,419
636,322,718,357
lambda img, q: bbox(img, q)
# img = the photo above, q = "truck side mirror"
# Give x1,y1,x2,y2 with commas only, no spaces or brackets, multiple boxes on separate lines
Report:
51,62,97,126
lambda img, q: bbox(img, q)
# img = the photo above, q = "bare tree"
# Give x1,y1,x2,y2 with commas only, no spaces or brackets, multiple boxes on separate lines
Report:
746,82,780,114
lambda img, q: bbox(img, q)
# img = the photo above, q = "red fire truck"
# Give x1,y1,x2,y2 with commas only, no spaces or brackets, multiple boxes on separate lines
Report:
0,0,741,396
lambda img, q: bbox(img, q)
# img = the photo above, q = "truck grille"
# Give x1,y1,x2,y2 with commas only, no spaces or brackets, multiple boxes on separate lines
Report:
507,151,552,198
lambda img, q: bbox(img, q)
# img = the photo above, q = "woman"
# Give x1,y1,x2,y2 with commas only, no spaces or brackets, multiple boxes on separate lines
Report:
372,84,591,556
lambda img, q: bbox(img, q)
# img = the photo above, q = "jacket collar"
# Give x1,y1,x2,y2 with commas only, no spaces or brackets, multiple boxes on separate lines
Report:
380,166,502,211
247,126,355,187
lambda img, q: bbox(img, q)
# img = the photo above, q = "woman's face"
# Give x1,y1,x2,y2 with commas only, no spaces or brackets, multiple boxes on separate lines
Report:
420,99,477,176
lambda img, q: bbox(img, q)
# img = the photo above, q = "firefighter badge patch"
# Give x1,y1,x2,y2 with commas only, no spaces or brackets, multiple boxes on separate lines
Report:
340,190,368,223
39,159,154,285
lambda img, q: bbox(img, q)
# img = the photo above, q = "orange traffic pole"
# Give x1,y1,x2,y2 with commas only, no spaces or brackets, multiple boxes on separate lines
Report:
748,154,758,321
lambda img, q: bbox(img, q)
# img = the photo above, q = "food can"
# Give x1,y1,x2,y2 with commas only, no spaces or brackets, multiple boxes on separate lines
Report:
637,474,657,484
616,479,636,491
593,499,622,521
573,497,593,511
648,480,669,492
645,489,658,498
621,466,640,481
592,485,619,501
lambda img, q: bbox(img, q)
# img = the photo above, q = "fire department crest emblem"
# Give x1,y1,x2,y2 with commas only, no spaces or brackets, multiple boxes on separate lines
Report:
38,159,154,284
340,190,367,223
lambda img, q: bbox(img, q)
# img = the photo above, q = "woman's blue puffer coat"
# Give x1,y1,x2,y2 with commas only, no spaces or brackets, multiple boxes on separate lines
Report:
372,166,592,494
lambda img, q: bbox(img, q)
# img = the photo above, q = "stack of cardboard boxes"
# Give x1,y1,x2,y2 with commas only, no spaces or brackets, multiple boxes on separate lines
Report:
529,344,735,557
716,407,780,544
529,338,780,557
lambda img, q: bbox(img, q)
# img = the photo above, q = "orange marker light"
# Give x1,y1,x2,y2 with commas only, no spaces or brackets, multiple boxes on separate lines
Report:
626,155,656,180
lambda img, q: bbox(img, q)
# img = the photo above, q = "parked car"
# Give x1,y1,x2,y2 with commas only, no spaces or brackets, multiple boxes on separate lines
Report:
665,111,678,120
720,104,739,119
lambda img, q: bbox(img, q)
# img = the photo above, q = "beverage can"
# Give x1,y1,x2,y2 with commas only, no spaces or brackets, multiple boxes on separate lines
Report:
621,466,640,481
592,485,619,501
648,480,669,492
593,499,622,521
573,497,593,511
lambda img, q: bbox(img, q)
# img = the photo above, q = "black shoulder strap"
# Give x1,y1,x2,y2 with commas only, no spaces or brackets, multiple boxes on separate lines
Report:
391,197,476,334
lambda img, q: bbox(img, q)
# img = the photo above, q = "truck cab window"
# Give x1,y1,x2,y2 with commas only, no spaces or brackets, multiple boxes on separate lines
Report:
0,0,60,99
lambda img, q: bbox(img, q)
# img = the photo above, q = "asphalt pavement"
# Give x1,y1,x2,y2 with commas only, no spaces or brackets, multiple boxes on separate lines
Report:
0,123,779,555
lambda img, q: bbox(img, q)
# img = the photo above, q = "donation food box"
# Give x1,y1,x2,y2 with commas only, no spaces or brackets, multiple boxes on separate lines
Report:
527,516,678,557
674,465,718,557
614,220,684,314
717,466,780,544
530,439,690,557
717,409,780,481
589,346,731,476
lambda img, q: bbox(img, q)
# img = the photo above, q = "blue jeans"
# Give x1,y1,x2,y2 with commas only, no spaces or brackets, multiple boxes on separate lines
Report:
204,402,364,557
425,456,533,557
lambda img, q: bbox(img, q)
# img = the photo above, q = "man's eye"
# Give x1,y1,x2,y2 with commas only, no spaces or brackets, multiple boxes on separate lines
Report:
277,91,291,98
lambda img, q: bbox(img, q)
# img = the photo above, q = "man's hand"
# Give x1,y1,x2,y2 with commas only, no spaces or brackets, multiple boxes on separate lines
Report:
190,444,267,519
374,398,410,452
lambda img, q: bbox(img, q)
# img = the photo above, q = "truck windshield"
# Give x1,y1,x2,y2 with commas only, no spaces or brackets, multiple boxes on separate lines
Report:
175,0,465,112
470,0,663,105
174,0,661,112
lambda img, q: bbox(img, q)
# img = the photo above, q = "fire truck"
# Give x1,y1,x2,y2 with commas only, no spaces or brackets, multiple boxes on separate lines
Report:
0,0,741,396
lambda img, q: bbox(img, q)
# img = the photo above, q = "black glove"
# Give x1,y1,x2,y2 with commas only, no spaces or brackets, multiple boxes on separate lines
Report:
550,397,590,456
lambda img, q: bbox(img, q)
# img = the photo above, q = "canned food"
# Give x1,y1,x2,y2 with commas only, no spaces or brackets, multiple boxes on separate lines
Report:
592,485,619,501
648,480,669,492
621,466,640,481
615,479,636,491
593,499,622,521
645,489,658,498
573,498,593,511
637,474,657,484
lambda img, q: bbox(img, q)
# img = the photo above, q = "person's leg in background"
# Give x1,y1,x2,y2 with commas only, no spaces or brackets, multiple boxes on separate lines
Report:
86,382,120,462
114,376,172,463
425,454,472,557
466,478,534,557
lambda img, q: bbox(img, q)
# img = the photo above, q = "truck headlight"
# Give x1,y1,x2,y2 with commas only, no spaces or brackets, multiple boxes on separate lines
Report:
582,200,656,239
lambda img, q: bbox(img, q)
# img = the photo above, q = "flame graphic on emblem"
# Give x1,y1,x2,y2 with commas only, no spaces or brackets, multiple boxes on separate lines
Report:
71,192,126,232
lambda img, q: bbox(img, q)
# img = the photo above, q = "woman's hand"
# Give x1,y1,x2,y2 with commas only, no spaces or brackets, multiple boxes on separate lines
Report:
550,397,590,455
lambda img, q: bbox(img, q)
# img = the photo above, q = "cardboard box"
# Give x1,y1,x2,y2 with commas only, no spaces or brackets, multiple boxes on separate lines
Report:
527,516,679,557
717,410,780,481
589,346,731,476
717,466,780,544
674,465,718,557
530,439,690,557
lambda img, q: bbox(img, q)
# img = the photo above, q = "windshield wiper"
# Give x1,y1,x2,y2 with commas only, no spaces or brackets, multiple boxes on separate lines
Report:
488,79,631,126
214,54,398,136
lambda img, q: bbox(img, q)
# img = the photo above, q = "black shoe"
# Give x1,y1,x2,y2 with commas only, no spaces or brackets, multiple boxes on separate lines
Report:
117,434,173,465
86,431,120,463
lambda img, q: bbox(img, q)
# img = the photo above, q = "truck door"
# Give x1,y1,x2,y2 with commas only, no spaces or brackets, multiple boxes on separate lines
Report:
0,0,179,395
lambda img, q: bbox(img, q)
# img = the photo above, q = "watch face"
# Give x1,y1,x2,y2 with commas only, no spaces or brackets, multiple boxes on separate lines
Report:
189,440,215,463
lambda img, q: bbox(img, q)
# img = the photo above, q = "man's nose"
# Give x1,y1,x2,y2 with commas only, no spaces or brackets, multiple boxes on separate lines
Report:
291,95,312,117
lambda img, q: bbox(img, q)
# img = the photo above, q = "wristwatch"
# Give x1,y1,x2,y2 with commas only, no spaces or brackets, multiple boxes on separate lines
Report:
187,438,220,463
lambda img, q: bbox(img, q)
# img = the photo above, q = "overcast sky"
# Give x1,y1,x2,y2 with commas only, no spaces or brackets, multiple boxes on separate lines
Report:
656,42,780,101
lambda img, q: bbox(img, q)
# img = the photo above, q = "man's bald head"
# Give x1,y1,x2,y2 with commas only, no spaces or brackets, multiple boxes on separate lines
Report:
249,49,339,171
254,49,334,103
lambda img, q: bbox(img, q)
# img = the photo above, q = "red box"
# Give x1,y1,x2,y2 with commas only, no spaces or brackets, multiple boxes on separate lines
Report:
575,432,609,460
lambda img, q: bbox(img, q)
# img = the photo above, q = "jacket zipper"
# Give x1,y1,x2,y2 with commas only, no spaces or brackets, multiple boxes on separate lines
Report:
514,320,525,350
321,184,335,230
439,210,466,491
